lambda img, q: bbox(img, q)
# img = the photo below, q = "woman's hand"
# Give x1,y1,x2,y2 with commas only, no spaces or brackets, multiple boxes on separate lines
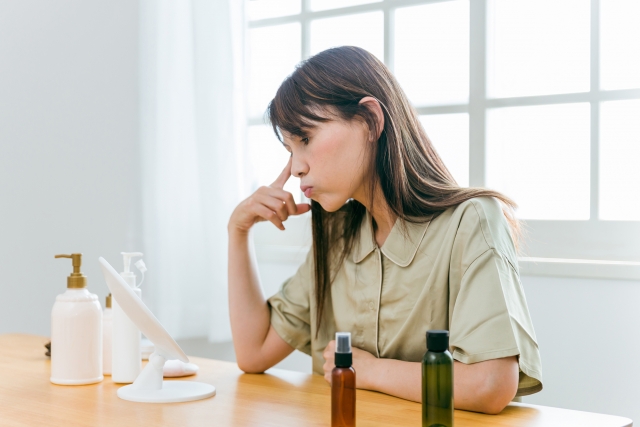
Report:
322,340,378,389
229,158,311,234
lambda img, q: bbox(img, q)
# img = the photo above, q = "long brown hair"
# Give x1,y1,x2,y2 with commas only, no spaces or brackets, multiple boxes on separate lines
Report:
267,46,519,331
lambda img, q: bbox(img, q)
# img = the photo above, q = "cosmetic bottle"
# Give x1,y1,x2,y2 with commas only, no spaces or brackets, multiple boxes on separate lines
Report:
422,330,454,427
331,332,356,427
103,294,113,375
112,252,144,383
50,254,103,385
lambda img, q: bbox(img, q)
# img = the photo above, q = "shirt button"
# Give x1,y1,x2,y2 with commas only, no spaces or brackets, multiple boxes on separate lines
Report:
369,301,375,310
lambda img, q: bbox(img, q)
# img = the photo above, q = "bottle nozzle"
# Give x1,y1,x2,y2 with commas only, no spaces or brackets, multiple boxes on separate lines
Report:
121,252,143,274
335,332,352,354
334,332,352,368
55,253,86,288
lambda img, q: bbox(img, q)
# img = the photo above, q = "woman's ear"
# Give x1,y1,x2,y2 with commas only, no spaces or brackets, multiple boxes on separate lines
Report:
358,96,385,141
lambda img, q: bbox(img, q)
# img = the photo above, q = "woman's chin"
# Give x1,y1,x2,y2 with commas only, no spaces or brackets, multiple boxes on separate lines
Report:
314,196,347,213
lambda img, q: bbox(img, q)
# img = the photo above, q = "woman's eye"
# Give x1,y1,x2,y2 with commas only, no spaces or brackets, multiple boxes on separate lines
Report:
301,137,309,145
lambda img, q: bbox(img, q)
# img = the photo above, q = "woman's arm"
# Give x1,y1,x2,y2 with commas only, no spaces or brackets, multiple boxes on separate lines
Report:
322,342,519,414
228,160,310,373
228,230,294,373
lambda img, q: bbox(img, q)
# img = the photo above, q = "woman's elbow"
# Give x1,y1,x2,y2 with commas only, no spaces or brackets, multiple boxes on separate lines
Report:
476,377,518,414
476,394,513,415
236,356,266,374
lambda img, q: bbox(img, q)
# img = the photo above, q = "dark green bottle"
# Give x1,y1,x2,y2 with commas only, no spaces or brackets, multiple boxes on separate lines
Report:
422,330,454,427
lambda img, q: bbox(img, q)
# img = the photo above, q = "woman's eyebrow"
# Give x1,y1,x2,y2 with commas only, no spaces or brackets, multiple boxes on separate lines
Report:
282,132,305,145
280,126,313,146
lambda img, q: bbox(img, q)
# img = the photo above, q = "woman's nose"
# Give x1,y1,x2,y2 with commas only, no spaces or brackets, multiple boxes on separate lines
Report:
291,155,308,178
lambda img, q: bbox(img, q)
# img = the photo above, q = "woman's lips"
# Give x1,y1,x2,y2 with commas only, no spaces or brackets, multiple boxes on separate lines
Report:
301,186,313,198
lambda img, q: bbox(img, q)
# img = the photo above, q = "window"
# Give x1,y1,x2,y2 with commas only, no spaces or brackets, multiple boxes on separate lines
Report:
246,0,640,263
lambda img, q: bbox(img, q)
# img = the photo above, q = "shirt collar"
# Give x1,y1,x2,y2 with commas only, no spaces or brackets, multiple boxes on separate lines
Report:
352,211,432,267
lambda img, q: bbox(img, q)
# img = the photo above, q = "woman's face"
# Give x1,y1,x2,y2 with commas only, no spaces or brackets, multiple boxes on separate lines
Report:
282,114,371,212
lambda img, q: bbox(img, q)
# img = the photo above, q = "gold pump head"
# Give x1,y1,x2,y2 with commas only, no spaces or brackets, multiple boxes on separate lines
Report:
55,253,87,289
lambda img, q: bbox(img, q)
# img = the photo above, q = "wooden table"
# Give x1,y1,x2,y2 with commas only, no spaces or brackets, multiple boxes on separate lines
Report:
0,334,632,426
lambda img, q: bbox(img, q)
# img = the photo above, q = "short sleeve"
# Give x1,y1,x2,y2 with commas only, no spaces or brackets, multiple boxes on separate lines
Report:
448,198,543,396
267,249,314,356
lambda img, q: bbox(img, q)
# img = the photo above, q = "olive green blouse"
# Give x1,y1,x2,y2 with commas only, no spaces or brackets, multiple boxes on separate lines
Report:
267,197,543,396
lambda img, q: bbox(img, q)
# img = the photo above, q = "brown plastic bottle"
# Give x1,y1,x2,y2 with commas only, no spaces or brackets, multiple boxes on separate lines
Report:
331,332,356,427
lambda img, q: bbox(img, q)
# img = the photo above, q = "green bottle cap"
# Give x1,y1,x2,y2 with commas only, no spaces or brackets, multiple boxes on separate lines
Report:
426,330,449,352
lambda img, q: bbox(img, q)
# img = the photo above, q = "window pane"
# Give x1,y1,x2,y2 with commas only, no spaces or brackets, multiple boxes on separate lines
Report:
309,12,384,61
247,0,301,21
600,100,640,221
600,0,640,90
248,125,301,201
487,0,590,98
395,1,469,106
310,0,381,12
419,114,469,187
486,103,590,220
248,24,301,118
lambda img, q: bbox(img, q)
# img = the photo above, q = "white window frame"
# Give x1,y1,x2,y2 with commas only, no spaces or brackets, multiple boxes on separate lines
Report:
247,0,640,279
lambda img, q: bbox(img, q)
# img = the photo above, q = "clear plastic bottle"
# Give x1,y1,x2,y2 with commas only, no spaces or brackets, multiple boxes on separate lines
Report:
331,332,356,427
422,330,454,427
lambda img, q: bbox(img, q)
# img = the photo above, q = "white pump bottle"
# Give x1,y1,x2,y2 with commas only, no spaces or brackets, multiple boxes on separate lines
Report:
112,252,144,383
51,253,103,385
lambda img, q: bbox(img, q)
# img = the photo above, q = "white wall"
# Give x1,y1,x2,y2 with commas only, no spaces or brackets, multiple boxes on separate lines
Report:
0,1,140,336
521,275,640,422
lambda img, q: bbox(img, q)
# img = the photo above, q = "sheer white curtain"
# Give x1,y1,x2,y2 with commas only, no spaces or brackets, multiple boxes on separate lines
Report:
140,0,246,342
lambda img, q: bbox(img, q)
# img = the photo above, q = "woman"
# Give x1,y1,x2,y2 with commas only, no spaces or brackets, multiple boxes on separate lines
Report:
228,46,542,414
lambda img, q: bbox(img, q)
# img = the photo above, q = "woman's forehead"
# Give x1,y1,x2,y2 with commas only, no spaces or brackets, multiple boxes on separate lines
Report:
278,115,326,138
272,103,358,142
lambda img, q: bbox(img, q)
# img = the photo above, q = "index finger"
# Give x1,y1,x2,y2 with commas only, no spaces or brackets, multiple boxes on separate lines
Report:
270,157,292,189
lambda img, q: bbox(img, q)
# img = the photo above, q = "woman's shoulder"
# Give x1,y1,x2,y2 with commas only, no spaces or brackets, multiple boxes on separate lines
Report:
444,196,516,257
452,196,504,219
